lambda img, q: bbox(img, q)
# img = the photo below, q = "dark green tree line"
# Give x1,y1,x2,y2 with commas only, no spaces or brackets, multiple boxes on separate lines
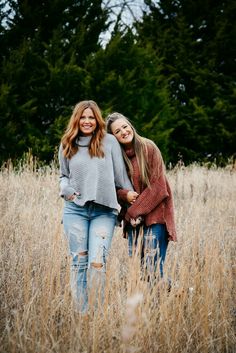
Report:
0,0,235,165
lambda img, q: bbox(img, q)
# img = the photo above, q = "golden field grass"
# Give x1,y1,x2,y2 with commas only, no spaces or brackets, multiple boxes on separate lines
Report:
0,158,235,353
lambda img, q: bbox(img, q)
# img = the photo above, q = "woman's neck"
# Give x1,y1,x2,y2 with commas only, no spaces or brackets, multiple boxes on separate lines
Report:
76,135,92,147
124,142,134,150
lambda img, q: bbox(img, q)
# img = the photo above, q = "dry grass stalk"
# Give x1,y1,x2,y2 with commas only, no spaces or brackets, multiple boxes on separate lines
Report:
0,161,235,353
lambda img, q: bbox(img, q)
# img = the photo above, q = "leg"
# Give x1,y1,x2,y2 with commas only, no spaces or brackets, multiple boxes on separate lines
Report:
63,201,89,313
143,224,168,280
88,204,117,307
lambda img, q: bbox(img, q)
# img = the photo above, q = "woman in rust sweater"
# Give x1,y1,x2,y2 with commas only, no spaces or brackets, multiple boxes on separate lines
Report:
106,112,177,281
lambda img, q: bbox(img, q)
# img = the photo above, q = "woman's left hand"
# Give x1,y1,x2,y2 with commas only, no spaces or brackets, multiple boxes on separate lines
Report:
130,217,143,227
127,191,139,204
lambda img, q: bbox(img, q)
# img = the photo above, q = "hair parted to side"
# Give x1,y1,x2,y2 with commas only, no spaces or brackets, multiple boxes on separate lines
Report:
61,100,105,159
106,112,161,188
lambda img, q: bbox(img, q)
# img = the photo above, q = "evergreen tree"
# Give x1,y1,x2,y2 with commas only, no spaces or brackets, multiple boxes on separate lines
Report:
85,28,174,161
137,0,236,163
1,0,235,164
0,0,108,162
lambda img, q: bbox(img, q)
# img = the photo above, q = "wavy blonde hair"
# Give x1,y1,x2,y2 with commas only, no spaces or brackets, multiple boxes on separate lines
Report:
61,100,105,158
106,112,157,188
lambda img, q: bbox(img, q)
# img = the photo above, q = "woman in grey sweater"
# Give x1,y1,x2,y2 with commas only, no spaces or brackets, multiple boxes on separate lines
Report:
59,100,134,314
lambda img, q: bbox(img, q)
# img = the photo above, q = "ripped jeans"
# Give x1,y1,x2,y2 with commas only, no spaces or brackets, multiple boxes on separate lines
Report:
127,223,168,280
63,201,117,314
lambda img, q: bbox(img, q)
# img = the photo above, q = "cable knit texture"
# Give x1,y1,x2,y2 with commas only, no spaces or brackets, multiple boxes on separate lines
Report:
117,141,177,241
59,133,133,211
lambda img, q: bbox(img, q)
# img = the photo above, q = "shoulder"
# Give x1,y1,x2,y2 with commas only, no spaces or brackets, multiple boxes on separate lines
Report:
143,138,164,164
143,138,160,154
103,133,120,147
103,133,117,143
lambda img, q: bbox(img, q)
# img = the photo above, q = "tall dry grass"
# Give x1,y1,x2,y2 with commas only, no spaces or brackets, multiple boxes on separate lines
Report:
0,157,235,353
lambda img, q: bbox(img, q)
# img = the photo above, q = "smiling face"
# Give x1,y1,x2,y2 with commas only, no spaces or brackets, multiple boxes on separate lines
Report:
79,107,97,136
110,118,134,147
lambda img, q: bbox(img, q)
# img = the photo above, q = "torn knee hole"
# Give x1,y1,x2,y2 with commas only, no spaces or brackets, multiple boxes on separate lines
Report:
79,251,88,256
91,262,103,269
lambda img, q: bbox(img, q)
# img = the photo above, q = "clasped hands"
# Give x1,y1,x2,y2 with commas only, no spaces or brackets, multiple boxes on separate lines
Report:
127,191,143,227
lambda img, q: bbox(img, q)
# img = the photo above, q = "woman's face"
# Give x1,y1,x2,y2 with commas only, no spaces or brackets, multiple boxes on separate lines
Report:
79,107,97,136
110,118,134,146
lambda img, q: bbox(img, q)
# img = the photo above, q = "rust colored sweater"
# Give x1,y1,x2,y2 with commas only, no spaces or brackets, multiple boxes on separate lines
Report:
117,141,177,242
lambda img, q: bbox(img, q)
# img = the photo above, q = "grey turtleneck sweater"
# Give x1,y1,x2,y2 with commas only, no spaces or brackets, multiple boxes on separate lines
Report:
58,133,133,211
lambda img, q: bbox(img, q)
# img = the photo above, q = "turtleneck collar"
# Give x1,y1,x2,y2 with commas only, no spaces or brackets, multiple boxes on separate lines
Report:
75,135,92,147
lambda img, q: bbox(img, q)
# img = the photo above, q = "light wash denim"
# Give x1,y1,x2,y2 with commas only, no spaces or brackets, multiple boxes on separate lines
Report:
63,200,117,314
127,223,168,279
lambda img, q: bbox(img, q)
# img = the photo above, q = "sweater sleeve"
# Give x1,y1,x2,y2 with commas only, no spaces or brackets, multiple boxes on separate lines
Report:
117,188,130,202
58,144,76,198
125,145,169,221
111,136,133,191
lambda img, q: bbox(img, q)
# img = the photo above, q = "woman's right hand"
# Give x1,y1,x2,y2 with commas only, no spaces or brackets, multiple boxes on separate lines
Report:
67,192,80,201
127,191,139,204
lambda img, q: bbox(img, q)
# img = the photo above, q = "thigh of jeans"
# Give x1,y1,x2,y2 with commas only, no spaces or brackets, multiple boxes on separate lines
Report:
88,208,117,265
63,201,89,254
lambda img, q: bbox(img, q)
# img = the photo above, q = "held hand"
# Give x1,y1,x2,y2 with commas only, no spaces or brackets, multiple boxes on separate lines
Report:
127,191,139,204
130,216,143,227
136,216,143,226
130,218,137,227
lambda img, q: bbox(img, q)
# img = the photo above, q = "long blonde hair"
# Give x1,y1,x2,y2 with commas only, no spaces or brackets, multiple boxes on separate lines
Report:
106,112,153,188
61,100,105,158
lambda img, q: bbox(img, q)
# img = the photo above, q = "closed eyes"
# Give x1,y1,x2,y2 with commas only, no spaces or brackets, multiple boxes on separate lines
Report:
114,125,128,134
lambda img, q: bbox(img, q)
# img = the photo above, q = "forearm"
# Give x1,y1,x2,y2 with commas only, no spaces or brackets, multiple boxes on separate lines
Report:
117,188,130,202
59,177,76,198
125,176,169,220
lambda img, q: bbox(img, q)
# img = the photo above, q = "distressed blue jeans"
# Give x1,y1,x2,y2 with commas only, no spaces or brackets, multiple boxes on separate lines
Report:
63,201,117,314
127,223,168,279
